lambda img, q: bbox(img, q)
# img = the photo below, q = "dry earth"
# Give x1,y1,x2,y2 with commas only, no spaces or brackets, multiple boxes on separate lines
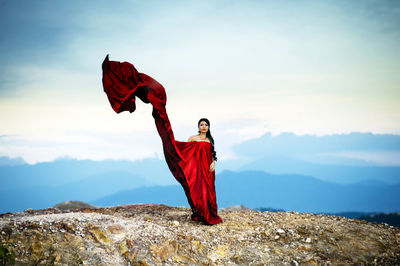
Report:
1,204,399,265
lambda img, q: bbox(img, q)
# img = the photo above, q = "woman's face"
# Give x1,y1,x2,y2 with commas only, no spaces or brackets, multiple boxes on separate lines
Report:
198,121,209,133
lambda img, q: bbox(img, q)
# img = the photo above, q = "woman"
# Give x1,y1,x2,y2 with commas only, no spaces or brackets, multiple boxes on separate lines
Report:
102,55,222,225
188,118,216,172
175,118,222,224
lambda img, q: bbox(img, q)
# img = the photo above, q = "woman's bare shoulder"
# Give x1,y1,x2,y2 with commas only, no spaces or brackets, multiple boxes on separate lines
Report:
187,135,197,142
188,135,210,143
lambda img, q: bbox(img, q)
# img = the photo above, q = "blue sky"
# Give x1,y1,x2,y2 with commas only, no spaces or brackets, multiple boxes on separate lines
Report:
0,0,399,164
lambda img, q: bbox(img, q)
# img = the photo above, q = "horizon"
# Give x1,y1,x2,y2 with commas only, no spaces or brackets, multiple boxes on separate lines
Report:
1,130,399,166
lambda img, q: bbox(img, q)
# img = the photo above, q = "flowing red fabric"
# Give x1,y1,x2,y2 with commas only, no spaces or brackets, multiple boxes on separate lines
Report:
101,55,222,225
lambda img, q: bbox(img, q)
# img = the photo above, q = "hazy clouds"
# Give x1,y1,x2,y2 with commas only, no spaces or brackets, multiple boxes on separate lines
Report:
1,0,399,163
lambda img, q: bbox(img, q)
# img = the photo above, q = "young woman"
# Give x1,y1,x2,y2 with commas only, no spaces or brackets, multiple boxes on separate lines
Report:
188,118,217,173
180,118,222,224
102,55,222,225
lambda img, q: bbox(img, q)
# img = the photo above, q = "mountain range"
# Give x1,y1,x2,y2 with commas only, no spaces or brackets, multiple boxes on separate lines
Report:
1,131,399,214
90,170,400,214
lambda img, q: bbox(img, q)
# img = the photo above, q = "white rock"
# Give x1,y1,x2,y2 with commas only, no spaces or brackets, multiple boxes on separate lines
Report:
172,220,180,226
277,228,285,234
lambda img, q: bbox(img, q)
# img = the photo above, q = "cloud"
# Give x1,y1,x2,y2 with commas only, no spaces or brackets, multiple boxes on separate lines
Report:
1,0,400,163
0,129,163,164
231,131,400,165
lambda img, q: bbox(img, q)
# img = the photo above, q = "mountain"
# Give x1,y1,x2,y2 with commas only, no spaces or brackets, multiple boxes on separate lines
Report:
2,155,400,214
0,157,173,192
237,155,400,184
0,171,150,213
90,170,400,214
222,132,400,184
0,156,26,166
1,131,400,213
216,170,400,213
91,185,188,207
358,212,400,228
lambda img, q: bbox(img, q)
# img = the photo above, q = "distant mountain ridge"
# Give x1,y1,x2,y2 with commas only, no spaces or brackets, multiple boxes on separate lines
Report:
89,170,400,214
1,160,400,214
0,156,26,166
0,157,174,191
226,131,400,184
1,131,399,213
238,155,400,184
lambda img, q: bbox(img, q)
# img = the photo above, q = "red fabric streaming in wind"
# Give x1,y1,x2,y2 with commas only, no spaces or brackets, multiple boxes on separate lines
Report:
101,55,222,225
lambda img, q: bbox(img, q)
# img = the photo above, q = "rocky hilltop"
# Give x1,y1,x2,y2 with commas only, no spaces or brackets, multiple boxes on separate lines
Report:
1,204,399,265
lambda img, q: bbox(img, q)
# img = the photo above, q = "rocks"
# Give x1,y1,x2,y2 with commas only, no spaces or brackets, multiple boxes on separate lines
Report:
0,204,399,265
220,205,252,212
53,200,99,211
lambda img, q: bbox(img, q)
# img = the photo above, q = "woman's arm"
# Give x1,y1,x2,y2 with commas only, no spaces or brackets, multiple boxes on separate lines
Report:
209,160,215,172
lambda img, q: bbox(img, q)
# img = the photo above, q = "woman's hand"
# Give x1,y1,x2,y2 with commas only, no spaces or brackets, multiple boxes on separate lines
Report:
209,161,215,172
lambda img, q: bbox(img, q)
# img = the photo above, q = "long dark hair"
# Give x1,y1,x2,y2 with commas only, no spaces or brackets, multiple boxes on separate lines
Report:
198,118,217,161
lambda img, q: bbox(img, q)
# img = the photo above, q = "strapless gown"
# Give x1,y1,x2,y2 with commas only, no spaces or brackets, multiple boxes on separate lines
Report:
101,55,222,225
175,140,222,224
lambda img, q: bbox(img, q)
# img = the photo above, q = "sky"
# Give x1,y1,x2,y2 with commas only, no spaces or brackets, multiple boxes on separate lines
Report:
0,0,399,164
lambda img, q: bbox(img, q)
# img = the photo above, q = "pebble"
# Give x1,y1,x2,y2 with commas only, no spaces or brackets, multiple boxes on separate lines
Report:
277,228,285,234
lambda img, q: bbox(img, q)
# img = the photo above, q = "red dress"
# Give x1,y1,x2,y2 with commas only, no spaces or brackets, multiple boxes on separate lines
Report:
101,55,222,225
176,141,222,224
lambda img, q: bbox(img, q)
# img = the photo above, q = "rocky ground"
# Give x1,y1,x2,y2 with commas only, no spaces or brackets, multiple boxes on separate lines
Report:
1,204,399,265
